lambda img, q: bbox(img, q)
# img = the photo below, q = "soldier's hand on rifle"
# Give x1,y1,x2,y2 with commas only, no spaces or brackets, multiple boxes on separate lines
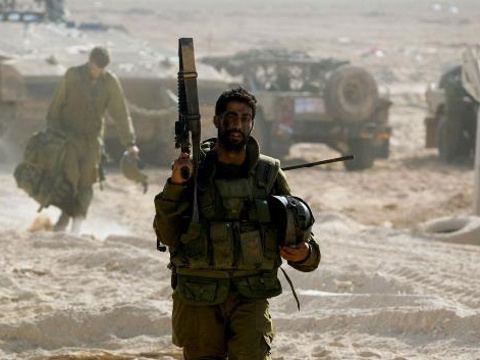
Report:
280,243,310,263
171,152,194,184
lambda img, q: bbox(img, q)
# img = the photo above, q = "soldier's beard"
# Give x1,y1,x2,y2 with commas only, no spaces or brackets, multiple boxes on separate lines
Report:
218,129,250,152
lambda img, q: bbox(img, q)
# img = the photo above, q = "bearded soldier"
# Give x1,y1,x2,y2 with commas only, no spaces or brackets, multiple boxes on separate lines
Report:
154,87,321,359
47,46,139,233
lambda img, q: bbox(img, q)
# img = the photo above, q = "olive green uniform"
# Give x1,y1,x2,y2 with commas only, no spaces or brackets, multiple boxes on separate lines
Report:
46,64,136,216
154,137,320,360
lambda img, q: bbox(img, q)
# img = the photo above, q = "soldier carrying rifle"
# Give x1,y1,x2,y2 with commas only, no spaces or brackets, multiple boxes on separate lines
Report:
153,39,321,360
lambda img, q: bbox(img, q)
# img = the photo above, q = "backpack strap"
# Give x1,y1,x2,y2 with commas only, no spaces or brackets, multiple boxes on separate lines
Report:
254,155,280,198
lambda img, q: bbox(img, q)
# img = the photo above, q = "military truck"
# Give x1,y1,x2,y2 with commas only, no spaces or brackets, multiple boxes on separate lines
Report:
203,50,392,170
1,5,391,170
0,3,228,165
425,64,479,162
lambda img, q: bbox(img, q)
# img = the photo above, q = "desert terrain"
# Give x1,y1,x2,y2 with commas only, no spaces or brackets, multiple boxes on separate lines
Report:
1,0,480,359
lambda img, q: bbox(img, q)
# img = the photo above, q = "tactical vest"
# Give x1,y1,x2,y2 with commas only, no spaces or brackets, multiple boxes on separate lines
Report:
170,154,284,304
172,154,282,271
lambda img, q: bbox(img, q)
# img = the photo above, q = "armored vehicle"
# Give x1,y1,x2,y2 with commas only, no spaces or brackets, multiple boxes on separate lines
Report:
425,64,479,162
1,5,390,171
203,49,392,170
0,3,228,165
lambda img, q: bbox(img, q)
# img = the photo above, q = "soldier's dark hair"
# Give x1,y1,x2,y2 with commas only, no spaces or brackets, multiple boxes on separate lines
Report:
215,87,257,119
89,46,111,68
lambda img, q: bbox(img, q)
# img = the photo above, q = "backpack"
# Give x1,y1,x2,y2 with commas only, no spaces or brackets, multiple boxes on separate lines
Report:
13,128,69,211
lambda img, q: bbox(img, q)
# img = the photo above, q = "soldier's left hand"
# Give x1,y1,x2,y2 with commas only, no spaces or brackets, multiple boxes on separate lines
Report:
127,145,140,159
280,243,310,262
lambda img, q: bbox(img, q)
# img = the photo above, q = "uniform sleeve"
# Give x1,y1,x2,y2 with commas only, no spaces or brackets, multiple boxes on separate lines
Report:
106,74,136,147
273,168,321,272
153,180,192,248
46,69,69,129
272,168,292,195
287,237,321,272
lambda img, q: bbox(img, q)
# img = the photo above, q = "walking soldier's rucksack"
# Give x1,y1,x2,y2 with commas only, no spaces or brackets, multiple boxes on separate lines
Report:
14,128,69,211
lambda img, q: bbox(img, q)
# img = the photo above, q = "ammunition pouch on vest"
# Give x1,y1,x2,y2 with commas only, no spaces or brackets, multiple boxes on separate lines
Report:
172,220,281,271
176,275,231,305
175,271,282,306
172,154,284,303
14,128,71,210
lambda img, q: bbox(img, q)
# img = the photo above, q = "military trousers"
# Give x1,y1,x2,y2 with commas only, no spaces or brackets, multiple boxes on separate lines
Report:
172,290,274,360
62,135,101,217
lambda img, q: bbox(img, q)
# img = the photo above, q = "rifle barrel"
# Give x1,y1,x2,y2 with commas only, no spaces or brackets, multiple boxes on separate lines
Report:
282,155,355,171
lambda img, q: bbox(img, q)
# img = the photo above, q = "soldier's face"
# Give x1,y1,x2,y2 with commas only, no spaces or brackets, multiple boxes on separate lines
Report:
88,62,106,79
215,101,254,151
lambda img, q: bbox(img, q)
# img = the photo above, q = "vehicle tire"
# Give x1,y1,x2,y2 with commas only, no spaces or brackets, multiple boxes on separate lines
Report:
253,114,271,154
269,140,291,160
253,115,290,160
325,65,378,122
0,143,6,163
344,138,375,171
420,216,480,245
436,113,464,163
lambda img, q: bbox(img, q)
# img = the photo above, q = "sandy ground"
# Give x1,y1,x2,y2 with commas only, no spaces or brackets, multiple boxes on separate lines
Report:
1,0,480,359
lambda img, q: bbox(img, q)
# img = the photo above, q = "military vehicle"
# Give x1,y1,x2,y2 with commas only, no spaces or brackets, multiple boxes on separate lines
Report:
203,49,392,170
1,4,390,170
0,2,228,165
425,64,479,162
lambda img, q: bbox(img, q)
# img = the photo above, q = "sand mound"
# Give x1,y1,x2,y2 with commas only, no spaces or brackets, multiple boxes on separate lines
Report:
1,1,480,358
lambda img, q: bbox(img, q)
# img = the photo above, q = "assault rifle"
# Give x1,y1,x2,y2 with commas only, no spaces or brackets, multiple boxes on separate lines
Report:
175,38,201,223
157,38,201,253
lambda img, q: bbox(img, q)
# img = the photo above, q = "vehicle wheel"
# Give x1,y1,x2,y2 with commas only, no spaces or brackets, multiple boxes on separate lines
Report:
436,114,463,163
253,115,290,159
325,65,378,122
344,138,375,171
268,141,290,159
421,216,480,245
252,114,271,154
0,141,6,163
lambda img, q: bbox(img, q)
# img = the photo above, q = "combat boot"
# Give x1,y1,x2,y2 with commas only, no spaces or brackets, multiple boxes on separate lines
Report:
53,211,70,232
71,216,85,234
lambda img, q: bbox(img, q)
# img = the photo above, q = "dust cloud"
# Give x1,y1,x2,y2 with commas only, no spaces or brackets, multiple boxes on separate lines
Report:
1,1,480,359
